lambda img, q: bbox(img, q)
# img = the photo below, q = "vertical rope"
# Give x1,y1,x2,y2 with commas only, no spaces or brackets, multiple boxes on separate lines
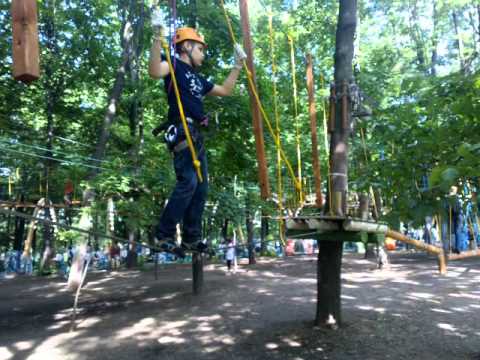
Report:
219,0,300,193
268,13,285,244
288,34,303,205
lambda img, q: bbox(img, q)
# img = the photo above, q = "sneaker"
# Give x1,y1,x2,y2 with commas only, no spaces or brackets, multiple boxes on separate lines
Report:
154,237,185,259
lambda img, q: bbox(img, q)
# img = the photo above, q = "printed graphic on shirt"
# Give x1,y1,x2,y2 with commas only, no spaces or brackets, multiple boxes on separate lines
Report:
185,71,204,99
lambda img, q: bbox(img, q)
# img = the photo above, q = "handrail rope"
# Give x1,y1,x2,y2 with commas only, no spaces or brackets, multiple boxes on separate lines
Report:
0,145,108,171
287,34,304,205
0,137,108,164
219,0,301,193
0,142,160,175
268,13,286,247
157,26,203,182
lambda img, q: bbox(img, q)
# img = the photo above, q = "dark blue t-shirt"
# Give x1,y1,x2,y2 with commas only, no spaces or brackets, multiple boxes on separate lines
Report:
163,56,214,124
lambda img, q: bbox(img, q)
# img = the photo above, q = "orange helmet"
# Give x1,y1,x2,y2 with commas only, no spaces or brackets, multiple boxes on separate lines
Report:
173,27,206,47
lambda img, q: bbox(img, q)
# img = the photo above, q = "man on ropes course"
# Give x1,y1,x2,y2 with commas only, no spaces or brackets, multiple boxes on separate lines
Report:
148,9,247,258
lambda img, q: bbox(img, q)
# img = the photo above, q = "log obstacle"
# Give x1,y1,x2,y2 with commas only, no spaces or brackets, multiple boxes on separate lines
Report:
11,0,40,83
447,249,480,261
385,230,447,274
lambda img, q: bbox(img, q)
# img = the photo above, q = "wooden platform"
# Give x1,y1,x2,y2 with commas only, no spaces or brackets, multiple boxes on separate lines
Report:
286,215,388,244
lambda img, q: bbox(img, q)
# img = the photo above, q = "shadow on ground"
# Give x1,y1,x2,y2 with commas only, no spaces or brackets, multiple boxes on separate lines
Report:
0,252,479,360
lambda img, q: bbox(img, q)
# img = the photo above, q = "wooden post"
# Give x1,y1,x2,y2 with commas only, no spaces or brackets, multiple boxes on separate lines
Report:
192,253,204,295
11,0,40,83
239,0,270,200
306,54,323,208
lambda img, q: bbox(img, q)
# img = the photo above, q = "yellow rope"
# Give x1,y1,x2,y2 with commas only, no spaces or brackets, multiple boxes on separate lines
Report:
219,0,301,194
268,13,286,245
320,75,333,214
288,34,304,205
158,27,203,182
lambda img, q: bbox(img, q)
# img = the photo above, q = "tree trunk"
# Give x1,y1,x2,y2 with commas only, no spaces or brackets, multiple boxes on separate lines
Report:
316,241,343,327
430,2,439,76
222,219,229,241
126,230,137,268
260,210,268,254
330,0,356,215
408,0,426,72
245,195,255,265
13,198,25,252
89,0,142,178
316,0,357,328
452,11,465,72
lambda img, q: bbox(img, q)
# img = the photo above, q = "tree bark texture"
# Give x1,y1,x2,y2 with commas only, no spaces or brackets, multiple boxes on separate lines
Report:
331,0,356,215
316,240,343,327
316,0,357,328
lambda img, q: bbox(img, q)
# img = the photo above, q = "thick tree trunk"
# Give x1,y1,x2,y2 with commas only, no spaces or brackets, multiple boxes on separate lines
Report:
316,0,357,328
316,241,343,327
330,0,356,215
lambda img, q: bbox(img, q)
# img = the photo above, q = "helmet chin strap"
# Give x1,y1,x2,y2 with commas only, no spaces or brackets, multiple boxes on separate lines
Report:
187,46,198,70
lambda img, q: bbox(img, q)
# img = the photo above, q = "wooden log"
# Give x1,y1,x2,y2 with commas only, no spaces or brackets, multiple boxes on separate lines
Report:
239,0,270,200
386,229,446,274
11,0,40,83
344,220,388,233
192,253,204,295
306,54,323,208
447,249,480,261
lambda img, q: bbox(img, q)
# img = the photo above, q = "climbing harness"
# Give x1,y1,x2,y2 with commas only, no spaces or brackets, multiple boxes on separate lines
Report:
155,23,203,181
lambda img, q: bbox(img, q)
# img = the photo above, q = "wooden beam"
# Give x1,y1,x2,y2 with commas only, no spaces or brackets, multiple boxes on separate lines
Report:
11,0,40,83
239,0,270,200
386,229,446,274
447,249,480,261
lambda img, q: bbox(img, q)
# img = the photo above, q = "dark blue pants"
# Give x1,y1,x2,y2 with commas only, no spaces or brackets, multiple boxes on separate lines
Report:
155,144,208,244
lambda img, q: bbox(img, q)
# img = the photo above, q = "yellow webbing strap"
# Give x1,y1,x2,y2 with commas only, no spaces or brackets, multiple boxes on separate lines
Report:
219,0,300,194
158,27,203,182
320,75,333,214
287,34,304,205
268,13,286,245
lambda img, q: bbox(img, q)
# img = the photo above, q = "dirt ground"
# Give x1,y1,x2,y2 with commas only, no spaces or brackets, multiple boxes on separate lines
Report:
0,251,479,360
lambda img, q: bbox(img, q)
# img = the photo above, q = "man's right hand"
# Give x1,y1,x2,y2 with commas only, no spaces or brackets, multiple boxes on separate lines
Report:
151,8,166,36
